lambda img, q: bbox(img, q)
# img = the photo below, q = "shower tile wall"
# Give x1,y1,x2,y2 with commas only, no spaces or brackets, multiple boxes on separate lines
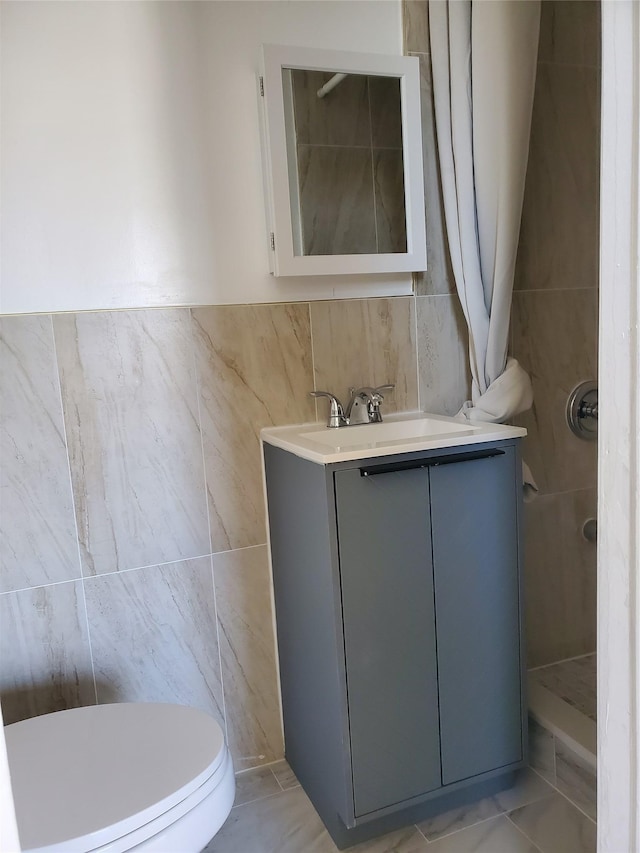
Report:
0,2,470,768
512,0,600,667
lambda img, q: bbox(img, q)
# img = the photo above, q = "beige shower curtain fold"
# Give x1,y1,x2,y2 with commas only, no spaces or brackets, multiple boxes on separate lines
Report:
428,0,540,424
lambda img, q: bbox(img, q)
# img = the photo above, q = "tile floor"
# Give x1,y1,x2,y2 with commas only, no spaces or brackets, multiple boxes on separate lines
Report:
530,655,597,722
528,715,597,823
204,760,596,853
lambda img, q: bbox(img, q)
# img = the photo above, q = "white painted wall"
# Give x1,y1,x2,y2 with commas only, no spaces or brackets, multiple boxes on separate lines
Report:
598,1,640,849
0,1,410,315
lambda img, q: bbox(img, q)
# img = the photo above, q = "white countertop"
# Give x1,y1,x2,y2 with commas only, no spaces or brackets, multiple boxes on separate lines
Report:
261,412,527,465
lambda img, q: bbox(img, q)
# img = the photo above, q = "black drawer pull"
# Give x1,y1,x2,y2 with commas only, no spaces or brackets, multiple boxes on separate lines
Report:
360,448,505,477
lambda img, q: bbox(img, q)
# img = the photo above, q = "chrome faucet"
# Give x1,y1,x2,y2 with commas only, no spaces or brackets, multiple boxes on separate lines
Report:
310,385,395,428
309,391,347,428
346,385,395,424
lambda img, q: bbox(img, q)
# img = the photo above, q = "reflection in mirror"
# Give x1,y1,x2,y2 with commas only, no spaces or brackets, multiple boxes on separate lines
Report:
259,44,425,277
283,70,407,257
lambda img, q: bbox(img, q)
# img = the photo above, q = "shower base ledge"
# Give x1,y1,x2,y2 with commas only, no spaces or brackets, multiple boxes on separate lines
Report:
528,679,596,769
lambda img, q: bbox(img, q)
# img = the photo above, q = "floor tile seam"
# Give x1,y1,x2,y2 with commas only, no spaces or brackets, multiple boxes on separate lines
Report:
420,810,512,844
269,764,286,792
235,757,289,775
529,651,597,672
503,812,545,853
231,787,290,811
528,766,597,826
412,822,429,845
419,771,558,844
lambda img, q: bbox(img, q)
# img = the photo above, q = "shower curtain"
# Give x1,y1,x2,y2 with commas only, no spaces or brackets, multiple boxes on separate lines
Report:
428,0,540,424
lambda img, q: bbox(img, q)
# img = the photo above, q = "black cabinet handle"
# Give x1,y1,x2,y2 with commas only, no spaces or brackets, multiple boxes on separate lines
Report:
359,448,505,477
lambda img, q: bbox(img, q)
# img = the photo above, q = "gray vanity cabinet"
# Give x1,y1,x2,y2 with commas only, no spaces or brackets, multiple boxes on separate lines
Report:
335,466,441,816
263,439,526,849
429,450,522,785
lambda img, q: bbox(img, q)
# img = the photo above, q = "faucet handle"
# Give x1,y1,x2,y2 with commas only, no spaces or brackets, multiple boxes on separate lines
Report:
368,384,395,423
373,384,395,398
309,391,346,428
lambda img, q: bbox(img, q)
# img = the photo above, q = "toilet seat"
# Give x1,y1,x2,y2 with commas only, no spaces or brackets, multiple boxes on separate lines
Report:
5,703,233,853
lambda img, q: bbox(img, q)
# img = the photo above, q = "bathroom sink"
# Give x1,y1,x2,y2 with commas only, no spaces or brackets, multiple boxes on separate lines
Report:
299,417,475,448
261,412,527,465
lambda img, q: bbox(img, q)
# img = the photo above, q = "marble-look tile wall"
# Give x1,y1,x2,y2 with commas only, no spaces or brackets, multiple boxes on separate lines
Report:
0,291,468,767
512,0,601,666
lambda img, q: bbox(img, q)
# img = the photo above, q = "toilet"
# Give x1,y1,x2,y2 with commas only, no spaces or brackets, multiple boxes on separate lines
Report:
4,703,235,853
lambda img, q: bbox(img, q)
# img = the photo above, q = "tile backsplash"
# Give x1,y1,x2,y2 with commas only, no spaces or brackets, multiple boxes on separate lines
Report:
0,294,468,767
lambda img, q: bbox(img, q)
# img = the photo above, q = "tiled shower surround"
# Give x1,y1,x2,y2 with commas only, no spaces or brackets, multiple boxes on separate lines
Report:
0,295,469,771
512,0,600,667
532,654,597,723
403,1,600,670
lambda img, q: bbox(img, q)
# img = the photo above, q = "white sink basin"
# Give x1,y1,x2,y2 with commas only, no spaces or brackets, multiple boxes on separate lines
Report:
300,417,475,449
261,412,527,465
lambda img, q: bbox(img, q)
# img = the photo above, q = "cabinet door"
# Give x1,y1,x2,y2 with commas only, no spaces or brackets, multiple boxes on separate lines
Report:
335,465,441,817
429,448,523,785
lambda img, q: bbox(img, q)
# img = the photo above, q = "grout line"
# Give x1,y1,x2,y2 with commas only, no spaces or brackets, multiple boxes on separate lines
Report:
503,812,545,852
188,307,229,744
0,544,271,596
412,767,561,846
529,765,597,826
424,812,512,844
270,766,286,793
413,823,429,844
231,788,288,812
523,486,598,500
188,307,213,558
367,79,380,255
209,556,229,744
536,59,601,71
49,314,99,707
85,553,214,581
414,292,452,301
0,576,83,597
529,650,597,672
296,142,402,152
513,286,600,295
307,302,320,422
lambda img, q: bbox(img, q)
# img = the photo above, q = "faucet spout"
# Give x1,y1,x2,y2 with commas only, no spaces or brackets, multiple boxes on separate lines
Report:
309,391,347,428
346,384,395,424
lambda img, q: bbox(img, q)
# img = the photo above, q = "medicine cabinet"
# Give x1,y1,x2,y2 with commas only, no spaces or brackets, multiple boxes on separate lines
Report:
258,44,427,277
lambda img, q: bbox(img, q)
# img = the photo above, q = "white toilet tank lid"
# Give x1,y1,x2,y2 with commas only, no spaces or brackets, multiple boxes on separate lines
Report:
5,702,227,853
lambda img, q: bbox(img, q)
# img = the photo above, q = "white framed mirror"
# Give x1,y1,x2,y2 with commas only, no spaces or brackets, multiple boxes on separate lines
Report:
259,44,427,278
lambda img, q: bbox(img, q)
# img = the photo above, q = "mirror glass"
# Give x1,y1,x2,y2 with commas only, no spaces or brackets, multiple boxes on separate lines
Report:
259,45,425,278
282,69,407,257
